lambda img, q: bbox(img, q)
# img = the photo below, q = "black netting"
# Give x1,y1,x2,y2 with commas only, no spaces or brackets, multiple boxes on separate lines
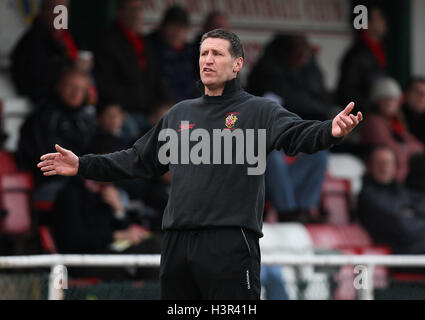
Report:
63,279,160,300
0,272,48,300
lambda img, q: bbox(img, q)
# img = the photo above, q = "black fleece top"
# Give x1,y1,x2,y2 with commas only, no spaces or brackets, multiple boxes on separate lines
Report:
79,78,341,236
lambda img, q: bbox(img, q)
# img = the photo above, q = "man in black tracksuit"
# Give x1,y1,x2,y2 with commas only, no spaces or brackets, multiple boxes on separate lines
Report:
38,30,363,300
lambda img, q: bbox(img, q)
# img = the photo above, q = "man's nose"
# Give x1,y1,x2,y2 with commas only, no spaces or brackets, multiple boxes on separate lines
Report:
205,52,214,64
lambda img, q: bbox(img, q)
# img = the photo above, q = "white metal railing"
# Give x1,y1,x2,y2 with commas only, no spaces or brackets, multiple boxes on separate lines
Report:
2,254,425,300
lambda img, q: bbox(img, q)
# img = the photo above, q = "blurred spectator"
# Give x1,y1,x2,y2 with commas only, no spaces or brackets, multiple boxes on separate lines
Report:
146,5,198,101
89,102,129,155
10,0,83,104
247,34,333,121
402,77,425,144
246,34,329,222
52,176,161,280
265,150,328,222
88,98,173,154
75,50,98,106
260,266,289,300
16,68,96,201
361,77,424,182
123,99,173,230
336,5,388,112
86,100,172,231
358,147,425,255
93,0,167,141
406,153,425,201
192,11,230,79
202,11,230,33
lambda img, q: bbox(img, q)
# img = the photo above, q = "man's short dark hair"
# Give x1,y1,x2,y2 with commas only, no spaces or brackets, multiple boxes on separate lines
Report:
200,29,245,59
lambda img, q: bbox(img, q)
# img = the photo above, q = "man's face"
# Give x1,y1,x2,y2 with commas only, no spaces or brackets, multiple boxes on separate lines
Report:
57,73,89,108
405,81,425,113
289,37,311,70
369,148,397,185
117,0,144,32
199,38,243,90
369,8,387,39
378,97,401,117
98,105,125,135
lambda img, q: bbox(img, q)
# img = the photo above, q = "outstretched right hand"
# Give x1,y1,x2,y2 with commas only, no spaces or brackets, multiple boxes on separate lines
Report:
37,144,79,177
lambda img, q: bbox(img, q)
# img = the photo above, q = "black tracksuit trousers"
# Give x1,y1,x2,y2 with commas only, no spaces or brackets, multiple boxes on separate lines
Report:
160,227,261,300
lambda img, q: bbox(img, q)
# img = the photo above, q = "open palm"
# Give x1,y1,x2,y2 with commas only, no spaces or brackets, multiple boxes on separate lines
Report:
332,102,363,138
37,144,79,177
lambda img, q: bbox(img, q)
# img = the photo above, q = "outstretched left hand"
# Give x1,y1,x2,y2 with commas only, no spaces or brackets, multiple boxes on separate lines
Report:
332,102,363,138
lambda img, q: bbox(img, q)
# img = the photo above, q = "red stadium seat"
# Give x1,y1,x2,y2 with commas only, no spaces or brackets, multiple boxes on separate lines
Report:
0,172,33,236
305,224,390,298
320,175,352,224
33,201,54,212
305,224,384,251
0,151,17,174
305,224,344,250
335,224,373,249
392,273,425,281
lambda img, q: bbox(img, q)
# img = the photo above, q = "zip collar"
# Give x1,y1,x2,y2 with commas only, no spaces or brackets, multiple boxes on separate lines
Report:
198,78,243,103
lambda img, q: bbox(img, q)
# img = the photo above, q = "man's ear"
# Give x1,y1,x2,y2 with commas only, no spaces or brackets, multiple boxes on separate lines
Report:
233,57,244,73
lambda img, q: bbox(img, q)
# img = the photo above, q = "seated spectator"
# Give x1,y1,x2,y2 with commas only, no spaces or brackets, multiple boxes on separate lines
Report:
93,0,168,141
86,101,172,231
358,146,425,255
16,68,96,201
265,150,328,222
260,266,289,300
89,102,129,155
146,5,198,102
246,34,330,222
361,77,424,182
247,33,333,121
336,5,388,112
402,77,425,144
192,11,229,80
89,99,173,152
406,153,425,203
10,0,82,104
52,176,161,280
